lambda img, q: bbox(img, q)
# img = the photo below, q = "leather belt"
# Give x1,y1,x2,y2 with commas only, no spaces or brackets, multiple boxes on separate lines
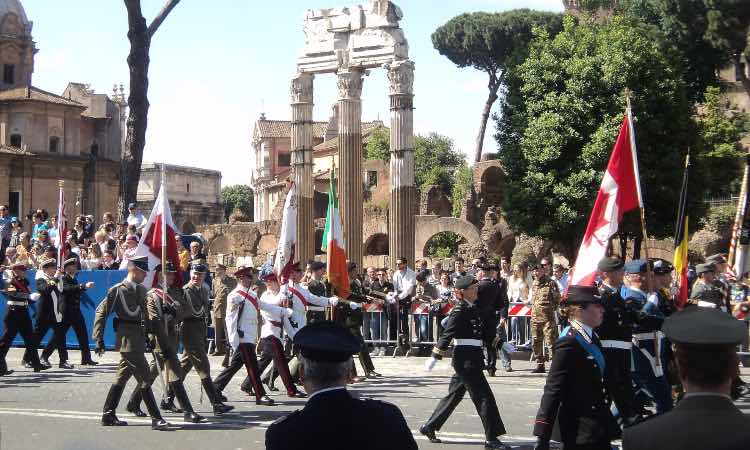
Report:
600,340,632,350
454,338,482,347
7,300,27,307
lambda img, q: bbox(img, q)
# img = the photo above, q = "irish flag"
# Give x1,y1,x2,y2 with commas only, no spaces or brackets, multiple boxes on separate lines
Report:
322,167,350,299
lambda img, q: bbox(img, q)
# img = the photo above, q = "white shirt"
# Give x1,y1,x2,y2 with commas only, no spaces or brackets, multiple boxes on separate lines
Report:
508,277,529,303
259,289,287,339
225,286,286,348
281,282,332,338
552,272,569,293
392,268,416,300
127,212,146,230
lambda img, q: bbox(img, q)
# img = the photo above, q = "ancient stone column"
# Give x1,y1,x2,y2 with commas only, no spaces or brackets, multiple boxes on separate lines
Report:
387,60,416,268
290,72,315,263
337,67,364,269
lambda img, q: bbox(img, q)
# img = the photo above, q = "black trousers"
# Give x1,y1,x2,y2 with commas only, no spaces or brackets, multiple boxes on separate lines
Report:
349,326,375,373
0,306,41,370
425,363,506,440
602,347,638,419
214,343,266,400
483,318,499,371
25,317,68,363
47,309,92,363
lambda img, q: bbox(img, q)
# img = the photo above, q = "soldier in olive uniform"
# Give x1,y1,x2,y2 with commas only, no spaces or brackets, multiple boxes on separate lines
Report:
92,256,171,430
177,263,233,415
124,262,207,423
690,263,725,310
305,261,328,324
530,263,560,373
211,263,236,363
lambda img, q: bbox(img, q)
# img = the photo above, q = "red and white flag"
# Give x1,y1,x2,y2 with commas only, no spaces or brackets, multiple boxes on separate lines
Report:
274,182,297,280
55,185,67,267
570,113,642,286
135,179,180,287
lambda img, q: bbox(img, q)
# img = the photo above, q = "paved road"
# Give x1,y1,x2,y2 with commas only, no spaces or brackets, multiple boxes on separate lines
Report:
1,348,749,450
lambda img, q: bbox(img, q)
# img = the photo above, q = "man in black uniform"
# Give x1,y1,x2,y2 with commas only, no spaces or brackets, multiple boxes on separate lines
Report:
47,258,97,365
26,258,71,369
622,308,750,450
420,275,509,450
265,321,417,450
476,263,509,376
305,261,328,324
595,256,641,426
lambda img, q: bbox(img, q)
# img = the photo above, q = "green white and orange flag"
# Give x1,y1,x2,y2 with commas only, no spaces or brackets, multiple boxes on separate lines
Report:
322,166,350,299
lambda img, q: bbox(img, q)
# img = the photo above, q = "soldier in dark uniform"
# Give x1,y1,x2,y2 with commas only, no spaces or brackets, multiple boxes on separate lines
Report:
177,263,233,415
24,258,71,369
0,262,49,375
622,308,750,450
595,256,641,426
92,256,171,430
533,286,621,450
265,321,417,450
305,261,328,324
476,263,509,376
420,275,509,450
334,261,377,380
44,258,97,366
124,262,207,423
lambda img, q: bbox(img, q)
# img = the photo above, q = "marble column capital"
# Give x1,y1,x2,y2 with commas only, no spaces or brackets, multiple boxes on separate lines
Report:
386,59,414,96
290,72,314,104
336,68,364,100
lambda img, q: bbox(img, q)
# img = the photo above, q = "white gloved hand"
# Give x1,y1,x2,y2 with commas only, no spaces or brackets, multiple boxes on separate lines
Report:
386,293,397,304
29,293,41,302
424,357,438,372
329,296,339,307
349,301,361,310
285,308,294,318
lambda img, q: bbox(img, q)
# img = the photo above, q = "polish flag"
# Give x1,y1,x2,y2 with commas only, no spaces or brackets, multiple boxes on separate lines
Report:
135,178,180,287
570,113,642,286
274,182,297,280
55,185,67,267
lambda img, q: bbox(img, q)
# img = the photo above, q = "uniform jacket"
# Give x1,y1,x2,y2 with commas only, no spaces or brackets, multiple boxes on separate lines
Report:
306,278,328,297
596,283,632,343
432,299,488,370
259,289,286,340
476,277,508,327
531,276,560,322
211,275,236,319
181,281,210,349
226,286,287,347
5,275,31,304
36,274,64,323
281,282,330,337
265,388,417,450
691,279,728,312
146,286,186,353
622,394,750,450
93,280,148,352
61,273,87,312
534,323,620,446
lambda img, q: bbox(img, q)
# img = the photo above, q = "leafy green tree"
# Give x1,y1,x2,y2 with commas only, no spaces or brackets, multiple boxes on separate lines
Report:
702,0,750,98
425,232,464,258
432,9,563,163
364,126,390,162
221,185,253,222
451,165,473,218
496,15,694,256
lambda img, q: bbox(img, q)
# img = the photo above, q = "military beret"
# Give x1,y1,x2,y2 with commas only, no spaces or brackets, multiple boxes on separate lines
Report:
40,258,57,269
309,261,325,271
696,263,716,275
624,259,647,274
63,258,78,269
598,257,624,272
664,307,746,345
706,254,727,264
234,265,254,278
261,272,278,283
190,263,208,274
453,275,478,290
129,256,149,272
652,259,674,275
564,285,602,305
293,321,361,363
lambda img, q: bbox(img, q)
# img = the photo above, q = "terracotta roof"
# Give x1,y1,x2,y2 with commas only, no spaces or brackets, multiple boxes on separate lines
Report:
0,86,85,107
255,120,329,140
313,122,387,152
0,144,34,156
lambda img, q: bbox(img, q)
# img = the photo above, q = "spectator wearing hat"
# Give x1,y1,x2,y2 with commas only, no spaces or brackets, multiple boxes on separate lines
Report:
622,308,750,450
388,256,416,356
0,262,49,375
214,266,292,405
595,257,642,426
126,203,145,232
265,321,417,450
210,263,237,361
623,259,672,415
23,259,71,369
46,258,97,366
529,262,561,374
421,275,509,450
533,286,620,450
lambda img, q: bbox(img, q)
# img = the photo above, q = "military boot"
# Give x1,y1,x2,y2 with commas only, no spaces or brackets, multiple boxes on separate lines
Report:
141,386,171,431
531,364,546,374
125,387,147,417
170,381,207,423
160,384,182,413
101,384,128,426
202,378,234,415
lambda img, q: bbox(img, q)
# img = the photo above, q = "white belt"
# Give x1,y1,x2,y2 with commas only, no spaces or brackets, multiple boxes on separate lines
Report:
600,340,632,350
454,338,482,347
697,300,717,309
632,331,664,341
307,306,325,312
7,300,27,307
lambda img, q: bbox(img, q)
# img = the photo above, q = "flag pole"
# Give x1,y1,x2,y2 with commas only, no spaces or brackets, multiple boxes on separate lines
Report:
57,180,64,271
728,154,750,274
160,163,169,387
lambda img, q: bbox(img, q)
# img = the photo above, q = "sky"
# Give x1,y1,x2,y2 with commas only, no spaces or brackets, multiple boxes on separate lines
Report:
24,0,564,186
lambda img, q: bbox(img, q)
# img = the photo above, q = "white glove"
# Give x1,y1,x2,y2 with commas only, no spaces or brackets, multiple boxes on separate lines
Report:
284,308,294,318
29,293,41,302
329,296,339,307
424,357,438,372
349,301,361,310
386,293,397,304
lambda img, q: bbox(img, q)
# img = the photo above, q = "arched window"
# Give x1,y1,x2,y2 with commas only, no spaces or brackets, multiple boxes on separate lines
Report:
9,134,22,147
3,64,14,84
49,136,60,153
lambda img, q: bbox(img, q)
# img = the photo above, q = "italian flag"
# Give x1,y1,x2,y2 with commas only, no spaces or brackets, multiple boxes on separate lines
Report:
322,167,350,299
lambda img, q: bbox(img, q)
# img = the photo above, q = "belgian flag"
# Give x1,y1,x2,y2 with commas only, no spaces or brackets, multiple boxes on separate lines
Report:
673,154,690,308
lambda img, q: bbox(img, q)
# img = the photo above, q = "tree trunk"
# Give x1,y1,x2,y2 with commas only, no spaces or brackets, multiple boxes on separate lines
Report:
473,76,501,164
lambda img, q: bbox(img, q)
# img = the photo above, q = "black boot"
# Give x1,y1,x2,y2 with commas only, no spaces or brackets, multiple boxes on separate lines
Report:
125,388,147,417
160,385,182,413
101,385,128,426
141,387,171,431
170,381,207,423
201,378,234,415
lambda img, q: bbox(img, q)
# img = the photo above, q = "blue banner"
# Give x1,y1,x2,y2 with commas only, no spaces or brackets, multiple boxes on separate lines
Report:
0,270,128,350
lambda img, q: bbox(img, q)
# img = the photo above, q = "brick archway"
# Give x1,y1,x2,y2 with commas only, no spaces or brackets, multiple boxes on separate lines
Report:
414,215,482,258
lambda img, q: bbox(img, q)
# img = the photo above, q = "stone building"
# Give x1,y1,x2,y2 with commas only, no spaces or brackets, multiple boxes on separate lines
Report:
0,0,122,223
136,163,223,233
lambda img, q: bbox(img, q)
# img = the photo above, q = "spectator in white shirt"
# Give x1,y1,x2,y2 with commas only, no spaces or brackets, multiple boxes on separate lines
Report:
389,256,416,355
126,203,146,231
551,263,569,294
